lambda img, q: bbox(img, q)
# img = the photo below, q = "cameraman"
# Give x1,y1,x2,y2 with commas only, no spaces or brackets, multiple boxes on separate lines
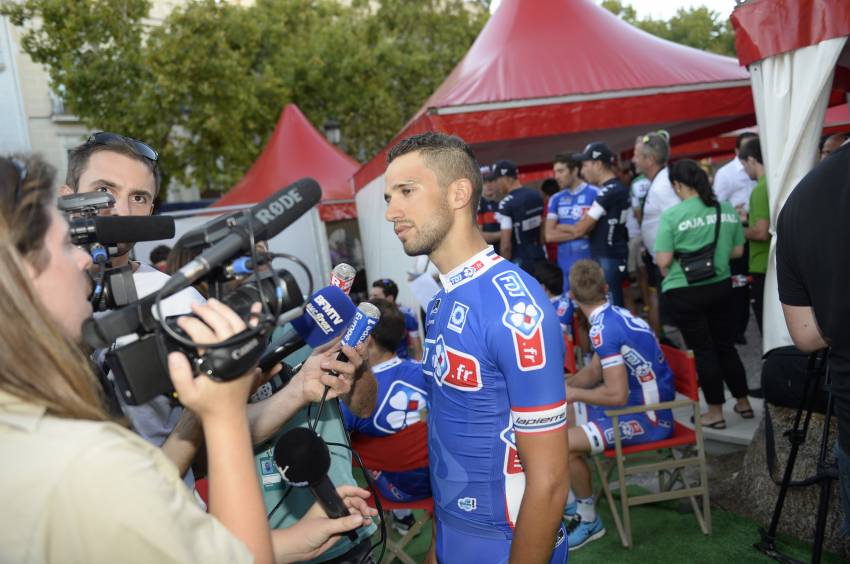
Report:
59,133,207,483
777,137,850,533
0,155,376,563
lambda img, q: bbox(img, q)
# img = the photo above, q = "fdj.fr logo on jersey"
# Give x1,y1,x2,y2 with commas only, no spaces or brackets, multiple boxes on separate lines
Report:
448,260,485,286
372,381,427,434
499,427,523,476
431,334,482,391
604,420,645,444
622,347,655,383
493,272,546,371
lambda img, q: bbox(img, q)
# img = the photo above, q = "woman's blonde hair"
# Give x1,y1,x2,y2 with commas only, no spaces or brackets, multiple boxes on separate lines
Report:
0,155,108,421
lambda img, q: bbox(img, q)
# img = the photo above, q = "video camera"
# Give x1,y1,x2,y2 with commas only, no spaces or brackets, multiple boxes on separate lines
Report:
82,179,323,406
58,191,176,311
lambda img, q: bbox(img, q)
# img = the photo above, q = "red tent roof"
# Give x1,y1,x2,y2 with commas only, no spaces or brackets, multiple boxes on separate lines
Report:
354,0,754,189
731,0,850,67
214,104,358,220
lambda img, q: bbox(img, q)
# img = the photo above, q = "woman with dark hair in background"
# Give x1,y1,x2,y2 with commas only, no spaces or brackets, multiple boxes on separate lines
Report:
0,154,373,563
654,159,753,429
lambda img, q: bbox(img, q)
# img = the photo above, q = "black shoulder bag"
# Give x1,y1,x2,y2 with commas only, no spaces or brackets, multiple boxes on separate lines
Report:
674,203,721,284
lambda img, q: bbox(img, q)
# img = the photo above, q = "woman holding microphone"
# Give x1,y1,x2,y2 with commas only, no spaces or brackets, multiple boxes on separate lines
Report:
0,155,373,563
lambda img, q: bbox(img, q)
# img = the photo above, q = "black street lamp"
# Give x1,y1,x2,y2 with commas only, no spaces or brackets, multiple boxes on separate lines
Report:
323,118,341,146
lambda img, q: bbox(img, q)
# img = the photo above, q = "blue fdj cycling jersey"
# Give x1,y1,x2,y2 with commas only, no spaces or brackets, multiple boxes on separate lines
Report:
588,177,630,259
423,246,567,539
550,294,574,337
341,356,431,502
396,305,420,359
497,186,545,262
581,303,675,451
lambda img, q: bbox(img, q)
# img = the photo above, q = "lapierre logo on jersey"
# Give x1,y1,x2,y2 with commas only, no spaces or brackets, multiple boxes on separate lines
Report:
493,271,546,371
447,302,469,334
448,260,485,286
431,335,482,391
511,402,567,434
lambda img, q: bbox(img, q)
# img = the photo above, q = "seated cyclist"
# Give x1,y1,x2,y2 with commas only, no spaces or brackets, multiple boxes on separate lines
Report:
564,259,675,551
533,261,574,338
340,299,431,534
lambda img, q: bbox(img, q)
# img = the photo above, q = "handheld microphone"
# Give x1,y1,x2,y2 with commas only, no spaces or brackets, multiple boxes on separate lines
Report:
273,427,361,541
257,286,358,372
329,263,357,296
310,302,381,428
159,178,322,299
69,215,176,246
337,302,381,363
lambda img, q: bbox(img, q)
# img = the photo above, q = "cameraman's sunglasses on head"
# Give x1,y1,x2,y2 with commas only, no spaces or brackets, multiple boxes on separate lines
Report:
87,132,159,163
11,158,28,205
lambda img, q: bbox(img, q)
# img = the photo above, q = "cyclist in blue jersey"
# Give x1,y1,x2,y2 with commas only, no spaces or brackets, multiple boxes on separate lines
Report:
554,143,631,306
533,261,574,338
478,165,504,254
545,153,598,293
340,299,431,535
493,160,547,274
370,278,422,361
563,260,675,550
384,132,569,564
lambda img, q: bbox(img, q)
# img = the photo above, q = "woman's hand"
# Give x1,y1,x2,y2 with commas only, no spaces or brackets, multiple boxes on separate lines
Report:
168,299,261,421
272,486,377,563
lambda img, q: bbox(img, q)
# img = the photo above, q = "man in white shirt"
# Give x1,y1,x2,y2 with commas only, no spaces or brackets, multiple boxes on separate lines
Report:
633,131,678,335
60,133,205,485
712,132,758,345
712,132,758,211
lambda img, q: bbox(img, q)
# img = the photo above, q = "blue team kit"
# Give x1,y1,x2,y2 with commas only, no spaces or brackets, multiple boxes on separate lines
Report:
422,247,568,563
578,303,675,453
547,183,597,290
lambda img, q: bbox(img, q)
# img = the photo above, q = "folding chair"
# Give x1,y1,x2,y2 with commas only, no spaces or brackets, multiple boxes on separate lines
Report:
591,344,711,548
351,422,432,564
563,333,577,374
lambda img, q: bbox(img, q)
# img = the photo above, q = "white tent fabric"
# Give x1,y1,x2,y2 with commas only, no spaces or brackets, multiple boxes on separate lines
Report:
134,208,332,298
355,175,424,309
748,36,849,353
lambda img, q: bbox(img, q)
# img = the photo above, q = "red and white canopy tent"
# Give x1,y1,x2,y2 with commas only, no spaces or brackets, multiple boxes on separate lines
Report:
213,103,359,221
354,0,755,302
669,102,850,161
730,0,850,353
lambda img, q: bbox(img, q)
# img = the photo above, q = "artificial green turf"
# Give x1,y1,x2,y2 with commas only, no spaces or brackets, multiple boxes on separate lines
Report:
361,485,846,563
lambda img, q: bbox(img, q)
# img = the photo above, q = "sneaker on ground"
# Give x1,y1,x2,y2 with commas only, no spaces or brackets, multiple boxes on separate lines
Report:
563,500,578,522
392,512,417,535
566,516,606,551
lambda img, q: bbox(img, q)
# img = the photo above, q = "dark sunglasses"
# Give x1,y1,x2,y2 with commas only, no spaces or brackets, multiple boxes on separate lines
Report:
87,132,159,163
11,158,28,205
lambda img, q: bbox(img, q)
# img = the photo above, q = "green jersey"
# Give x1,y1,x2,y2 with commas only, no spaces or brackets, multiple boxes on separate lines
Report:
655,197,744,292
748,176,770,274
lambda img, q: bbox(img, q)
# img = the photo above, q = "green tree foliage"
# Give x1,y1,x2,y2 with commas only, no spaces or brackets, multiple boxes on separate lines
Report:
600,0,736,57
2,0,486,193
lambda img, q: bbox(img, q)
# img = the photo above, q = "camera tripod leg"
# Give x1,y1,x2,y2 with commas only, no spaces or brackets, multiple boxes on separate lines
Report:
811,388,836,564
754,351,826,562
